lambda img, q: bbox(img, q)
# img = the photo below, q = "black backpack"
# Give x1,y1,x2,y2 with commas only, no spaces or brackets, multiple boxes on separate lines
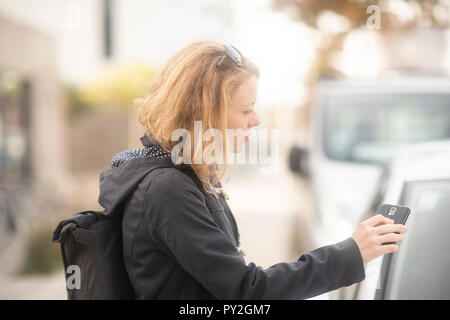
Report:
51,161,204,300
52,209,135,299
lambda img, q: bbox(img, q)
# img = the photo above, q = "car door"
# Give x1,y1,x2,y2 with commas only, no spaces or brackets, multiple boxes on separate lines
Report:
376,179,450,299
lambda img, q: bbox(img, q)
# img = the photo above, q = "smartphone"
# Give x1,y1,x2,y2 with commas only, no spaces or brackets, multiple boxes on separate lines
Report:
376,204,410,245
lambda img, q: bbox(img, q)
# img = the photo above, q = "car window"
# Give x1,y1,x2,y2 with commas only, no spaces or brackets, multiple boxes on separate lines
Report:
384,179,450,299
323,94,450,164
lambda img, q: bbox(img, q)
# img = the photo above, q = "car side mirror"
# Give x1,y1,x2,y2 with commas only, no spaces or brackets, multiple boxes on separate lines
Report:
288,145,310,179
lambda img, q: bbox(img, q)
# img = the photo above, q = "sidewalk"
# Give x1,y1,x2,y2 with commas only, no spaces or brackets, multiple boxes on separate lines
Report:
0,270,67,300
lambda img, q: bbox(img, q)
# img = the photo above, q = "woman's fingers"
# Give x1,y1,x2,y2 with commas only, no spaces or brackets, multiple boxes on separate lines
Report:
377,233,404,244
366,214,394,227
373,223,407,235
380,244,399,255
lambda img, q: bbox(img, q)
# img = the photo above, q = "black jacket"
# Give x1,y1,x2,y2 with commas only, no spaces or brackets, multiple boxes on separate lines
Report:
97,133,366,300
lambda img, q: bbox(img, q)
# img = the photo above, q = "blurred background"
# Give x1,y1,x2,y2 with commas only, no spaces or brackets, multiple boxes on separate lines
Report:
0,0,449,299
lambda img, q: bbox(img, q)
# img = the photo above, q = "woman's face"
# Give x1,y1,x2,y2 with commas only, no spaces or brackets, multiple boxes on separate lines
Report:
227,75,260,153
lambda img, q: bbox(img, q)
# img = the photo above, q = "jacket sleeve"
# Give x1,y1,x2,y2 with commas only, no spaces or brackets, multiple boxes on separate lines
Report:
145,169,366,300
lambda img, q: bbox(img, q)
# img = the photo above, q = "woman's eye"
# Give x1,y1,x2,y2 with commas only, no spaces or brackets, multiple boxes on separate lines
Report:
243,110,252,115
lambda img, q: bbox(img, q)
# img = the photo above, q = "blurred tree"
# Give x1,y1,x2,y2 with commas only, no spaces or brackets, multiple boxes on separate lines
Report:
64,62,157,121
271,0,449,128
20,222,63,275
272,0,449,76
65,84,92,120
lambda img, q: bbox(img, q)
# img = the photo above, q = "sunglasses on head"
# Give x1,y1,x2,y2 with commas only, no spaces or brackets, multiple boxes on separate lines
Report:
217,44,245,68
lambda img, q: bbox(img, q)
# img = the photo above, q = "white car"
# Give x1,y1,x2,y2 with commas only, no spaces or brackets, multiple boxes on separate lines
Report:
290,76,450,249
343,140,450,299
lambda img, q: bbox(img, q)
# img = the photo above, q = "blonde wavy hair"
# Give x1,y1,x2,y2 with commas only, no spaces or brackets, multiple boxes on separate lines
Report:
135,41,260,197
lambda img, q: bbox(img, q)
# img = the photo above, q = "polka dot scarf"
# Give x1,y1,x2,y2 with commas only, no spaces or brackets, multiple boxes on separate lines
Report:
111,145,171,168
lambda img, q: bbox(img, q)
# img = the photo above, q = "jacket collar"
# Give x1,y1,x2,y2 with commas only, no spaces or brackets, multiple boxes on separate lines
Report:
140,132,160,147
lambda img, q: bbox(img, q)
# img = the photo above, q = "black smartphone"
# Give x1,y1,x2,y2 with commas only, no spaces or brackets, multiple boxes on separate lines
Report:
376,204,410,245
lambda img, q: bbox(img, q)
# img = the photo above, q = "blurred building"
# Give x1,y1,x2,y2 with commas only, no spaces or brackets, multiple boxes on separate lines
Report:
0,0,235,84
0,11,68,275
0,0,236,174
0,12,66,189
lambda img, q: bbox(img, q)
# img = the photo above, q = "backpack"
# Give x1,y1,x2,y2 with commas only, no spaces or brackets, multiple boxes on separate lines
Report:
51,163,171,299
51,161,208,299
52,209,135,299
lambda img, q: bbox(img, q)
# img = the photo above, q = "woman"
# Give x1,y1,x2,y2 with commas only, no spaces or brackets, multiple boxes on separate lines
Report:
99,41,407,299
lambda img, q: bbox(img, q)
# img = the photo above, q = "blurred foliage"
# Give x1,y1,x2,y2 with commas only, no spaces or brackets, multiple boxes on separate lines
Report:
272,0,449,31
271,0,449,76
65,84,92,119
80,62,157,110
64,62,157,119
19,222,63,275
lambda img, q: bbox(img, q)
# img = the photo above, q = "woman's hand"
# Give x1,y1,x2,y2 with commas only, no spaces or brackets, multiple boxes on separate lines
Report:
351,214,408,264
